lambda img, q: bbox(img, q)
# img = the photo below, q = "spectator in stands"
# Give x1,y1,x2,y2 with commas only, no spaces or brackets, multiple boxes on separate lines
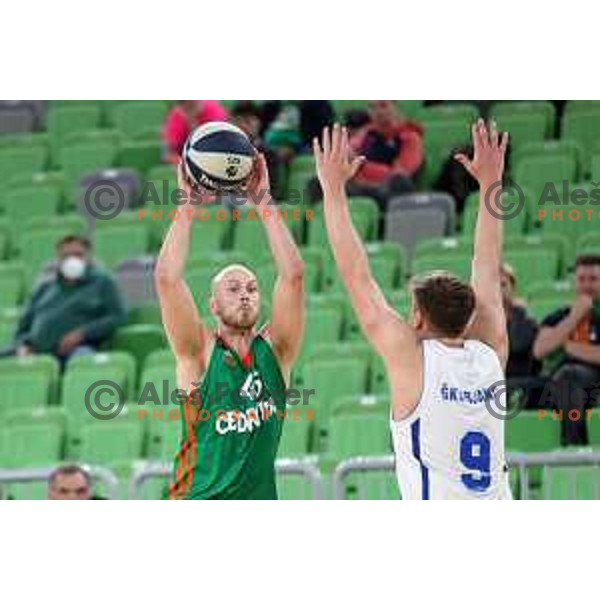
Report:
501,263,541,380
261,101,334,151
8,235,126,365
347,100,424,210
230,101,283,196
434,143,479,214
533,254,600,444
162,100,229,163
47,465,91,500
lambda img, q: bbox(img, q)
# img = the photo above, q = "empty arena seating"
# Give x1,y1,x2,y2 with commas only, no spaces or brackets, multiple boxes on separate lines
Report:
1,100,600,499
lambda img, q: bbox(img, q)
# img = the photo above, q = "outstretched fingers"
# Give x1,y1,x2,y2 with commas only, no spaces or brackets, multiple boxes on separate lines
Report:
499,131,509,156
323,126,331,156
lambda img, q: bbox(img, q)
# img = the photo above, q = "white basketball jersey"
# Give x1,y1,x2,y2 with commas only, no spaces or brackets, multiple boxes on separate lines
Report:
391,339,512,500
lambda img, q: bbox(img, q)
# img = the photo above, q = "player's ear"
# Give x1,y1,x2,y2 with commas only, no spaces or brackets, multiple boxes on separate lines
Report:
412,305,424,331
209,296,218,318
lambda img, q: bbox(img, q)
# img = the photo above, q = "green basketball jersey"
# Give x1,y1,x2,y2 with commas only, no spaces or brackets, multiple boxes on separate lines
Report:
169,332,287,500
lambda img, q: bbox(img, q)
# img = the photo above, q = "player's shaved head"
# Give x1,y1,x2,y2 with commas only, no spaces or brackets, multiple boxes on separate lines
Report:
210,264,260,331
211,264,256,294
410,272,476,338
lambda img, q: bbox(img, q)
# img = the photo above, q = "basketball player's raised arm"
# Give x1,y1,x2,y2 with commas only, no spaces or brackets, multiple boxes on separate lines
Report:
155,165,210,390
455,120,509,367
314,125,418,362
248,154,305,373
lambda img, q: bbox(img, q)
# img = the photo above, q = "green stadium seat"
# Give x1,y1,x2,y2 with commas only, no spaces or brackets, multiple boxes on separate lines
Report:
526,279,574,304
94,223,150,269
307,200,375,246
366,241,408,283
47,104,102,164
420,103,480,185
331,393,389,418
301,307,344,351
59,141,118,202
564,101,600,114
117,141,162,175
326,413,391,460
277,416,314,458
2,406,67,476
505,411,561,452
369,354,389,395
491,101,555,132
578,230,600,254
186,265,218,315
0,419,64,468
0,262,24,308
0,180,62,223
128,303,162,326
414,236,471,260
344,471,400,500
412,252,472,281
63,128,124,149
0,355,60,413
276,197,312,243
137,359,180,448
0,145,48,183
187,208,232,256
490,101,553,153
507,233,569,280
232,216,270,257
0,131,49,150
513,143,580,203
147,164,178,181
543,465,600,500
299,246,323,293
461,191,529,238
528,299,565,322
147,410,182,460
562,108,600,176
384,288,411,318
587,411,600,449
0,219,10,259
143,348,176,372
504,248,559,287
61,352,137,422
254,261,277,296
0,308,20,347
298,357,369,445
109,101,167,138
303,341,373,370
331,99,423,121
18,215,87,281
276,472,319,500
141,175,179,220
109,324,167,374
71,407,146,463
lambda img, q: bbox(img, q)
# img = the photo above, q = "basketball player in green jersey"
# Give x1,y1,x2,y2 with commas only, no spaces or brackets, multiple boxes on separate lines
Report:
156,154,305,499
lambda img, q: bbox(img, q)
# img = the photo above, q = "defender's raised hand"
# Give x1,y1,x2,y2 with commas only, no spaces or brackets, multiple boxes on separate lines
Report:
454,119,508,186
313,124,364,196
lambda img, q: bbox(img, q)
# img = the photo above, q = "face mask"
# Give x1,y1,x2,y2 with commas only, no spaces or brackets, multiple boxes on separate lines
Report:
60,256,87,280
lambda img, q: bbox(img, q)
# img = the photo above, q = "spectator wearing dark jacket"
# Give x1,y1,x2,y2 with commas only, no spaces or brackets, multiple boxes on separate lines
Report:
501,263,541,380
533,255,600,445
8,235,126,365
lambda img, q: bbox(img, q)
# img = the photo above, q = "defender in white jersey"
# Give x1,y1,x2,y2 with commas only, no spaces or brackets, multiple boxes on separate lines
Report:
314,120,512,500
